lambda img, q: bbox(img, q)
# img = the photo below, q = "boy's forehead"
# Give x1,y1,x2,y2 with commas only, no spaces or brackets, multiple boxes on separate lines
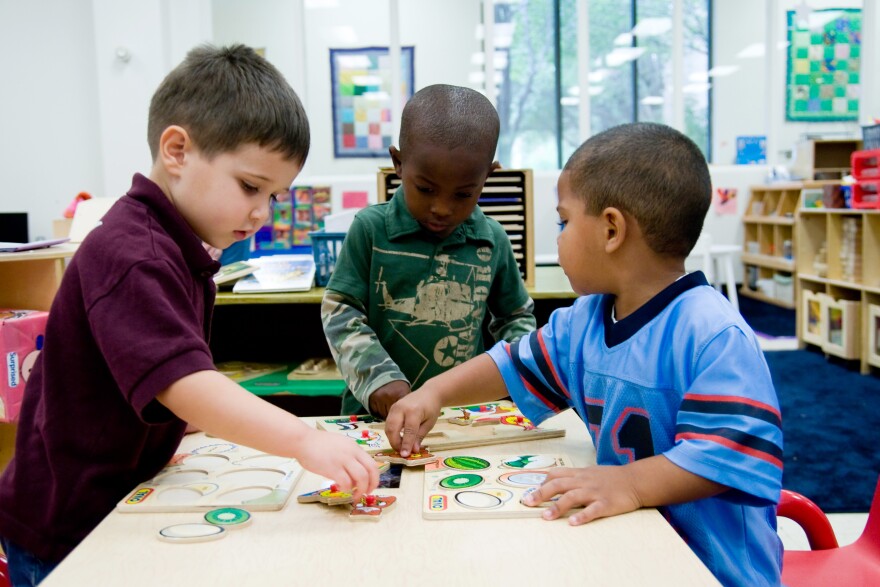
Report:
401,143,491,183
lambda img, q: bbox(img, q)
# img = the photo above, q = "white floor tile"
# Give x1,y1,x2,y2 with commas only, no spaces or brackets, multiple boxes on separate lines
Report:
778,512,869,550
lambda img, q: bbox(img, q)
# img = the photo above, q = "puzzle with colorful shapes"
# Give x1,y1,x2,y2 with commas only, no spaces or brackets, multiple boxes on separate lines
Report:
422,453,577,520
298,486,397,522
374,449,438,467
316,401,564,454
116,432,304,513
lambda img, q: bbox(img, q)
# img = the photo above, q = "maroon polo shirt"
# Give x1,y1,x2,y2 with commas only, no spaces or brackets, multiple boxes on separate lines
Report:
0,174,220,562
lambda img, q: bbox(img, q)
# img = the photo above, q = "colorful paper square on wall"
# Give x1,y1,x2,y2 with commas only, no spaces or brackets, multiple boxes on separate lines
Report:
785,8,861,122
330,46,414,158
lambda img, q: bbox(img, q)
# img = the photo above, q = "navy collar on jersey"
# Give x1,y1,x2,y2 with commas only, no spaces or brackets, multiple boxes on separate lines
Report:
602,271,709,347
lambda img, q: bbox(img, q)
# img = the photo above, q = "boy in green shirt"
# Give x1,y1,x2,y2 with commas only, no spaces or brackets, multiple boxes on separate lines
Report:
322,84,536,417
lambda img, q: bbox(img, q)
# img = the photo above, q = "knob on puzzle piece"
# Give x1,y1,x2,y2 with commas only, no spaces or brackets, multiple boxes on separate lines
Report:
297,485,354,506
350,495,397,522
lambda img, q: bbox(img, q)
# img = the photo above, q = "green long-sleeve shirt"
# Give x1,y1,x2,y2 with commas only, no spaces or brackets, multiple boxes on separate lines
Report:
322,187,535,415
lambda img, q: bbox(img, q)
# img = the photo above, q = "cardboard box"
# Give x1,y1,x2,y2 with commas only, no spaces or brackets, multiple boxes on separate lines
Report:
1,309,48,422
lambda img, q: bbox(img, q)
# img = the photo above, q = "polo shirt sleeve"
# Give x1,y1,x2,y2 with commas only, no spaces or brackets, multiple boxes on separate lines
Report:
325,213,371,302
664,325,783,504
86,258,216,421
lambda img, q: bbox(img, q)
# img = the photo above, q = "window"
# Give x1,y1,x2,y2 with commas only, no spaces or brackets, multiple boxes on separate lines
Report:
490,0,710,169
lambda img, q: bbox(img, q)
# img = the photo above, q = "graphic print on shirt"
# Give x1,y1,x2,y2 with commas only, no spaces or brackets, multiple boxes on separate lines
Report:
373,246,493,387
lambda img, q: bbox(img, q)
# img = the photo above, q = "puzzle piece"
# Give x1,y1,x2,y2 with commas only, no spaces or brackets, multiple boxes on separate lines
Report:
349,494,397,522
297,484,353,506
374,449,438,467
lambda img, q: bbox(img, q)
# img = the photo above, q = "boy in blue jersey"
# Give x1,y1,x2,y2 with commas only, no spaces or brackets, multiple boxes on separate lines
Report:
386,122,783,586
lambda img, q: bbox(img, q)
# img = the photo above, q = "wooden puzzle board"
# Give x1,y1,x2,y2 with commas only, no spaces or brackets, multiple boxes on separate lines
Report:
116,433,304,513
423,453,573,520
316,401,564,454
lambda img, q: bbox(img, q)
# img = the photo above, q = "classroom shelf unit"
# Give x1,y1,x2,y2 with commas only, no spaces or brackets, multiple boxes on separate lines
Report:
739,183,801,309
0,244,78,470
795,205,880,375
790,138,862,180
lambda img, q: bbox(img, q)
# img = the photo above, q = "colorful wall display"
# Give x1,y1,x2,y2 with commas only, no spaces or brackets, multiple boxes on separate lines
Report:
786,8,861,122
330,46,414,158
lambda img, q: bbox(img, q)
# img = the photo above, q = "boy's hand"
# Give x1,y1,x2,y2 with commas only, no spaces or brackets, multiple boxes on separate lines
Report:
384,390,442,457
295,429,379,502
522,465,642,526
368,380,412,419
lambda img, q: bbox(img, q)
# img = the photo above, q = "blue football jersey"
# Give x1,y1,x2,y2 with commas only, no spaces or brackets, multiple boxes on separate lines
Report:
487,272,783,587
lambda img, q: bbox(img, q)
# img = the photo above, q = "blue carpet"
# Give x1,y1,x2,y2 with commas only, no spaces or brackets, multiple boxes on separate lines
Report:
739,295,796,338
765,347,880,512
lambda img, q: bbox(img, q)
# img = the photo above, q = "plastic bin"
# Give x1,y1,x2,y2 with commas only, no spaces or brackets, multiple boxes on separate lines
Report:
851,180,880,210
863,124,880,151
309,231,347,287
851,149,880,179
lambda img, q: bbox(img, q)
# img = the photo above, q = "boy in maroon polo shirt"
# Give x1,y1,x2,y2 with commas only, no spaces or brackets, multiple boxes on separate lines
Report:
0,45,378,585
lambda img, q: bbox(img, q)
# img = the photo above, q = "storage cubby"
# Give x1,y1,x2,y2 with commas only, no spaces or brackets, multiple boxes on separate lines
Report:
740,184,800,308
791,138,863,180
795,204,880,375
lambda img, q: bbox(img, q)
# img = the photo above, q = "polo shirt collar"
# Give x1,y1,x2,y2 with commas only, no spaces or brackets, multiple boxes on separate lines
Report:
602,271,709,347
385,185,495,245
126,173,220,278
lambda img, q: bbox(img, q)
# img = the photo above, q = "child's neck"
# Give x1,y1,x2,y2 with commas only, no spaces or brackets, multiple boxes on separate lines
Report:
612,265,687,321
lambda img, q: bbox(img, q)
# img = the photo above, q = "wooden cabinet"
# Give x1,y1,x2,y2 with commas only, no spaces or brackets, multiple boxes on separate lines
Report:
0,244,77,469
795,206,880,375
740,184,800,308
791,138,862,180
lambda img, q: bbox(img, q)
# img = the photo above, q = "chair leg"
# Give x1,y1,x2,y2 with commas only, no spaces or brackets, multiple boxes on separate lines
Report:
721,254,738,312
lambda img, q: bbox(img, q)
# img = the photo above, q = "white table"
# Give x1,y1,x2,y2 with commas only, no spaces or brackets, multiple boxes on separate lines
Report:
43,411,720,586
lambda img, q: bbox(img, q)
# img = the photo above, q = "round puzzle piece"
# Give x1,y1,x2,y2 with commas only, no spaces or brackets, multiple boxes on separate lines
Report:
439,473,484,489
454,489,513,510
501,455,557,469
442,456,490,471
496,471,548,488
204,507,252,528
158,523,226,543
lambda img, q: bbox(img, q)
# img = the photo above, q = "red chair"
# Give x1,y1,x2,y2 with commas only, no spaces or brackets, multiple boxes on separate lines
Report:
0,552,9,587
777,476,880,586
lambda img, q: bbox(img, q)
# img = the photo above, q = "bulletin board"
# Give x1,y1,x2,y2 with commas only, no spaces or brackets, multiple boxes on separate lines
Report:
330,46,414,158
785,8,861,122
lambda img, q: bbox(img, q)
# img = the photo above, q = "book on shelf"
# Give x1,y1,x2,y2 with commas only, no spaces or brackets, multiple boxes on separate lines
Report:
232,254,316,293
213,261,257,285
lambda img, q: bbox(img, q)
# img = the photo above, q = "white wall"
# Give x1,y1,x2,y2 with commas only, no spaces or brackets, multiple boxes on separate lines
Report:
0,0,102,241
1,0,878,258
713,0,873,166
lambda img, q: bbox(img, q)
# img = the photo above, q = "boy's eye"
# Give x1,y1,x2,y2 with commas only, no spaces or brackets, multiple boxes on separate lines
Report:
416,185,433,194
456,192,474,199
241,181,259,194
557,220,567,228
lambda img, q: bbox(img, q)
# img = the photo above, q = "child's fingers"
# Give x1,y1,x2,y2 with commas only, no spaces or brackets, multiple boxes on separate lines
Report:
384,409,403,452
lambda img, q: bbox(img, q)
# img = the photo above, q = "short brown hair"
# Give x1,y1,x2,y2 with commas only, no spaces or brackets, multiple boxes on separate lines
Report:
148,44,309,164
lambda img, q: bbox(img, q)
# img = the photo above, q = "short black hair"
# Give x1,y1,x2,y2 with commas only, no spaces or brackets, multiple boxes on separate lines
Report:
399,84,499,164
563,122,711,258
148,44,309,165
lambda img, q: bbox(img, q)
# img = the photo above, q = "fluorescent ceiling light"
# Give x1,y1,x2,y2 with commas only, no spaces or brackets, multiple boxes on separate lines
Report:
605,47,645,67
707,65,740,77
588,68,610,83
588,86,604,96
736,43,765,59
632,17,671,37
613,33,633,46
560,97,579,106
689,71,709,82
640,96,664,106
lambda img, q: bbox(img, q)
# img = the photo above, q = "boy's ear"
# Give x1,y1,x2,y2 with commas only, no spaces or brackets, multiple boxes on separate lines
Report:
389,146,403,175
602,207,627,253
158,125,191,177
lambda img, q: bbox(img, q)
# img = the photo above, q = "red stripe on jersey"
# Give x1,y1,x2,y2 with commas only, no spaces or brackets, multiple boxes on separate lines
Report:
537,327,570,399
504,342,560,413
676,431,783,469
682,393,781,419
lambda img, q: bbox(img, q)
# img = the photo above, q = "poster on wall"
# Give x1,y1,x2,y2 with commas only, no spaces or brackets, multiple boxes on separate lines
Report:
785,8,861,122
330,46,415,158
